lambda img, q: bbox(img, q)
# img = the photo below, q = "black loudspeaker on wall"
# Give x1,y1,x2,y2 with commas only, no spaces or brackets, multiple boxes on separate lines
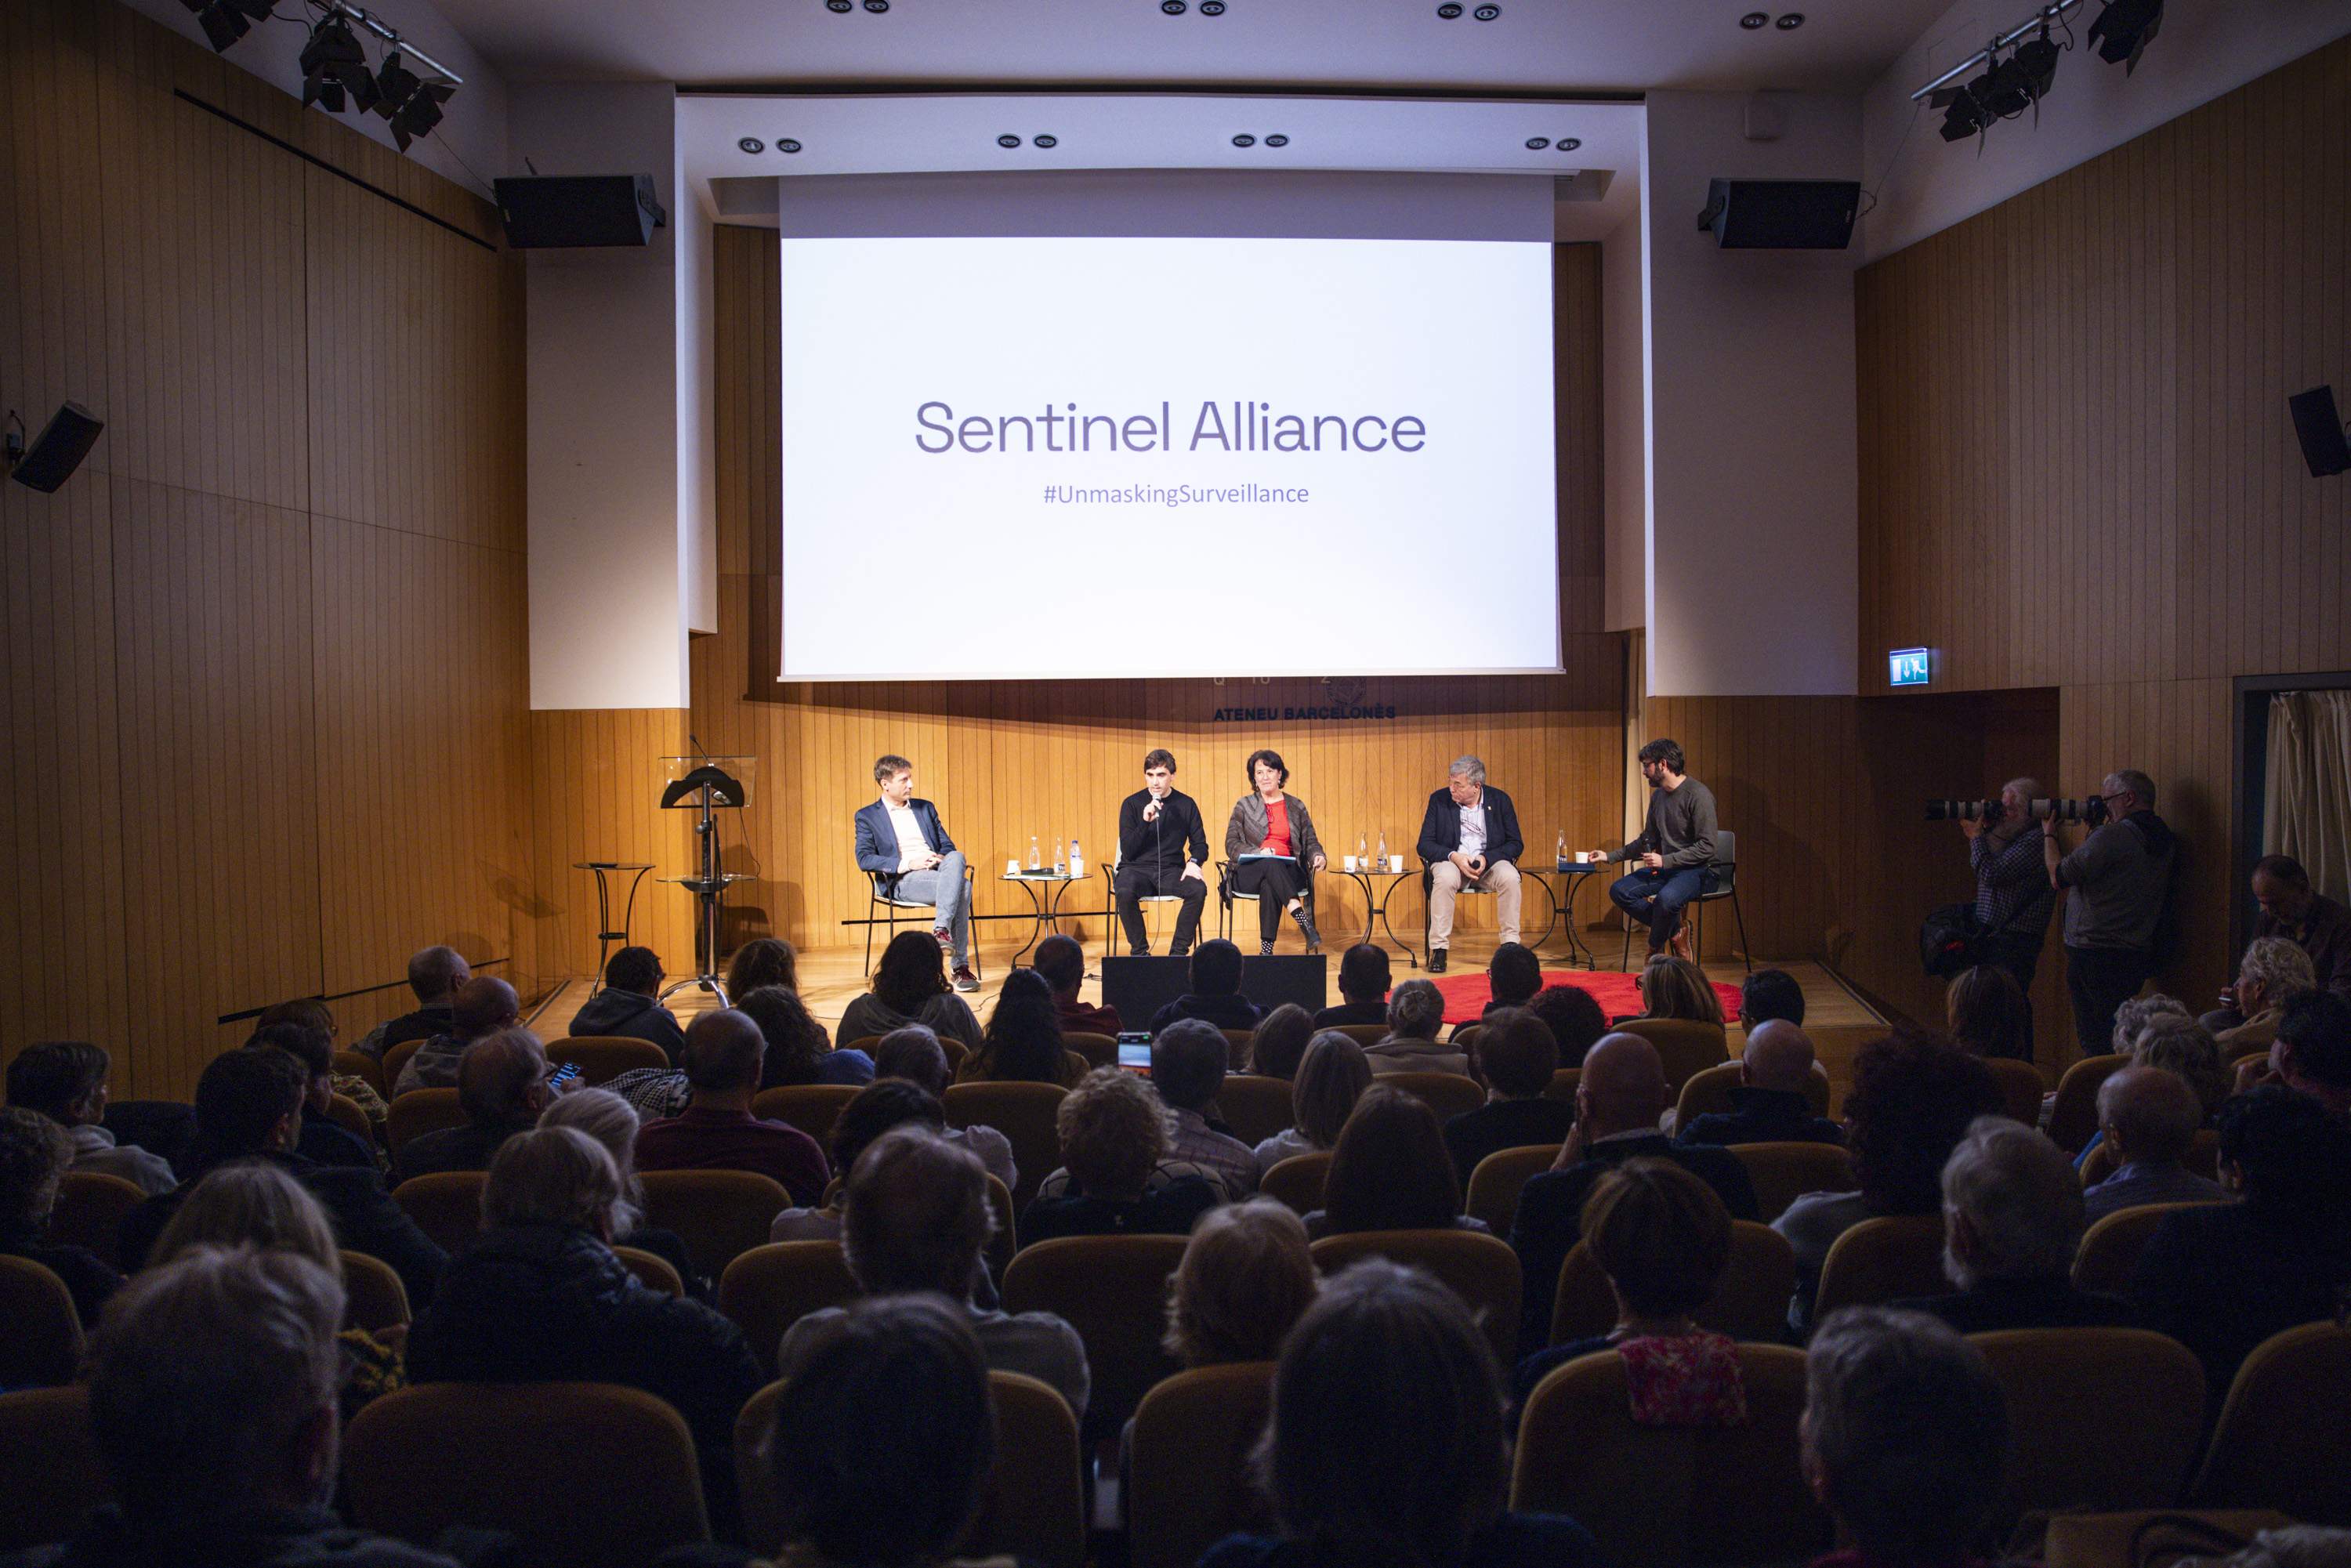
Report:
494,174,667,249
1696,179,1861,249
2288,386,2350,478
5,403,105,493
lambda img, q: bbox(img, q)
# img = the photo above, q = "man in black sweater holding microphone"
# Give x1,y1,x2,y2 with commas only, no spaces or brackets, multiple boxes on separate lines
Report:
1117,748,1212,958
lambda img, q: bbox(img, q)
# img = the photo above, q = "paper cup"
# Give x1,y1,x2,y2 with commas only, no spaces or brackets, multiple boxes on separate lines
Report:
1342,854,1359,871
1005,858,1020,875
1388,854,1404,873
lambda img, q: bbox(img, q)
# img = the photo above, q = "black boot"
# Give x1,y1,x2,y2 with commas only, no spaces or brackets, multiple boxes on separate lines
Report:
1291,902,1321,954
1428,947,1449,973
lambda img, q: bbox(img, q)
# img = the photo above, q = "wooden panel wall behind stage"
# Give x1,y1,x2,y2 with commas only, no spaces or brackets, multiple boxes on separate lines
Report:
654,226,1624,962
0,0,529,1097
1850,35,2350,1058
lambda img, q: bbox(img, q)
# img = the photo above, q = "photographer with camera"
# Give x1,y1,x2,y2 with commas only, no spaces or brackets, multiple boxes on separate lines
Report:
2043,769,2175,1058
1962,779,2057,1048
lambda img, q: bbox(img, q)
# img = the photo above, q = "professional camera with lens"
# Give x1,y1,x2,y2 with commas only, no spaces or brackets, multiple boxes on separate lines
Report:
1925,796,2108,827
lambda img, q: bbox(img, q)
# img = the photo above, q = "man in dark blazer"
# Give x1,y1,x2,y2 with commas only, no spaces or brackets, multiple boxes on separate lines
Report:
854,753,976,992
1509,1033,1757,1349
1416,755,1525,973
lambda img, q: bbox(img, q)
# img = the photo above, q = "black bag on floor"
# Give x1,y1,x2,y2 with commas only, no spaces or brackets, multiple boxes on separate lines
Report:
1921,904,1986,978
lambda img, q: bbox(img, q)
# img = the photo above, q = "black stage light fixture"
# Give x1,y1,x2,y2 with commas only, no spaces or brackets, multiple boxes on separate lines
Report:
2088,0,2163,72
389,81,451,150
373,50,420,119
300,13,373,114
197,3,250,51
1936,66,1994,142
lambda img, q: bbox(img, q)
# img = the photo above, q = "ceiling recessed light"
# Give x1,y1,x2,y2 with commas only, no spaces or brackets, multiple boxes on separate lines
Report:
1525,136,1550,150
862,0,887,10
1740,10,1768,26
1033,133,1057,148
825,0,850,9
1263,133,1288,147
737,136,764,154
1473,3,1499,17
777,138,802,154
1232,133,1256,147
998,134,1021,148
1775,10,1804,26
1201,0,1226,12
1161,0,1186,12
1558,136,1581,151
1437,2,1462,15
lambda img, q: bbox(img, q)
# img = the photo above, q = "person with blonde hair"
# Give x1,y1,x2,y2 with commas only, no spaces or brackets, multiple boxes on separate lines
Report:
1165,1198,1319,1367
2215,935,2318,1058
538,1085,703,1297
1636,954,1724,1027
2110,991,2190,1053
150,1160,404,1418
1255,1032,1374,1176
1017,1069,1219,1248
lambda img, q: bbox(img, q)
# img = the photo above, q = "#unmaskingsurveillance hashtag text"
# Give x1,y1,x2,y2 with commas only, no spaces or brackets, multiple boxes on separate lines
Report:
1041,483,1311,506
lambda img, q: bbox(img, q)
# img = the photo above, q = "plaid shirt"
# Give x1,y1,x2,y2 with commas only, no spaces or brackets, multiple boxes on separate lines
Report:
1167,1107,1259,1200
1972,827,2054,937
607,1066,693,1123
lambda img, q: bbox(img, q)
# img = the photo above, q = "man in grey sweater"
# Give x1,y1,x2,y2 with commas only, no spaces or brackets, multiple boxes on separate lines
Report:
1596,737,1719,961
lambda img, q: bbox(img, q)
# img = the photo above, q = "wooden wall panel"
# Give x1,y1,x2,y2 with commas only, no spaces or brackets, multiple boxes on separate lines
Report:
528,710,699,984
672,226,1628,963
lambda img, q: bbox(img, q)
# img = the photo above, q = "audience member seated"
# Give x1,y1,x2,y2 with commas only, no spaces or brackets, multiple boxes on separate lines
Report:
5,1039,176,1196
0,1105,122,1327
769,1079,947,1242
1776,1030,2000,1335
1165,1198,1320,1367
2131,1014,2234,1123
259,998,389,1143
1018,1070,1220,1248
538,1086,703,1299
150,1161,404,1420
1889,1117,2133,1333
723,936,802,1004
1739,968,1806,1030
1635,954,1726,1027
2110,991,2190,1056
1801,1307,2008,1568
762,1295,1004,1568
27,1246,463,1568
1153,1019,1260,1199
245,1023,378,1172
636,1011,829,1206
737,984,872,1088
1147,940,1265,1034
1314,943,1393,1029
1528,985,1610,1071
2237,990,2351,1117
565,945,690,1063
1367,980,1470,1076
1305,1086,1487,1241
1944,964,2033,1062
955,969,1082,1088
2217,855,2351,1019
1445,1008,1572,1183
1510,1159,1738,1424
868,1025,1018,1191
407,1127,763,1534
1475,943,1545,1026
353,943,469,1061
1035,932,1120,1035
1255,1032,1374,1177
1200,1259,1602,1568
120,1048,446,1307
2215,936,2318,1059
393,1028,557,1182
836,930,984,1055
393,976,520,1097
781,1127,1089,1418
2082,1066,2226,1222
1510,1034,1758,1350
1675,1020,1842,1148
1247,1004,1317,1080
2129,1085,2351,1400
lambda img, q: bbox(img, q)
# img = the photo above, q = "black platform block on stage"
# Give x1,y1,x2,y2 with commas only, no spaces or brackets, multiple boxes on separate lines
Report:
1102,954,1328,1027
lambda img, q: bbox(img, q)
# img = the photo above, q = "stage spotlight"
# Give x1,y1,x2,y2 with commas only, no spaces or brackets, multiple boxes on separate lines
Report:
373,50,420,119
300,13,375,114
1937,73,1992,143
389,82,451,150
1980,30,2059,117
2088,0,2162,72
196,3,250,51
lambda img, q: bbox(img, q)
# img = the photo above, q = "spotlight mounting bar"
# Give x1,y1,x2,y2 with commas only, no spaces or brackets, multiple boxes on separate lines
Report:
1910,0,2078,102
318,1,463,88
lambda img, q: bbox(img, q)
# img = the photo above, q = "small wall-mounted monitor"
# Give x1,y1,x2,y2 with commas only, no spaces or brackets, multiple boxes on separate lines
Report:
1888,647,1932,687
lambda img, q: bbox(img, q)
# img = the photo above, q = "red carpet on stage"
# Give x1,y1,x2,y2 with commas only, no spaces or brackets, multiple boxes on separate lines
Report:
1430,969,1743,1026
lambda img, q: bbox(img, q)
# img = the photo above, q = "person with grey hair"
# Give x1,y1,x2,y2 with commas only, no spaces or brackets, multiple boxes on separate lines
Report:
2042,767,2175,1059
2083,1066,2226,1222
393,1027,558,1182
777,1125,1089,1419
1365,978,1470,1076
2110,991,2191,1055
349,943,472,1062
408,1126,762,1534
393,976,520,1096
45,1244,463,1568
1889,1117,2132,1334
2214,935,2319,1058
1415,755,1526,972
1150,1018,1259,1198
1801,1307,2007,1568
1962,776,2057,1054
868,1024,1018,1191
537,1086,706,1300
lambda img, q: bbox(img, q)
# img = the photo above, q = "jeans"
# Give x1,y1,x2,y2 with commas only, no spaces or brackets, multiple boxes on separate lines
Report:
1608,866,1719,953
1115,864,1207,956
893,851,972,968
2065,944,2154,1058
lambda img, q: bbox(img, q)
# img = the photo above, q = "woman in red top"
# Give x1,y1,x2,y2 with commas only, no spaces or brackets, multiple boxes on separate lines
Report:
1223,748,1327,956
